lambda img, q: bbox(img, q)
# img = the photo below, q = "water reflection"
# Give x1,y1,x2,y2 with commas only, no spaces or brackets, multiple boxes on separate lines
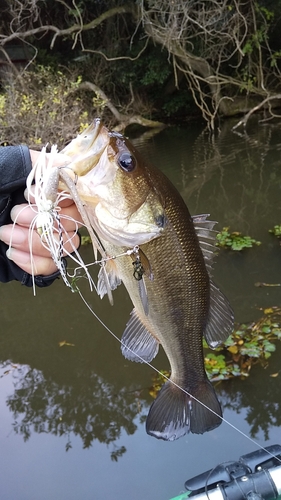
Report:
216,348,281,441
0,260,154,461
3,362,142,459
134,119,281,236
1,338,280,457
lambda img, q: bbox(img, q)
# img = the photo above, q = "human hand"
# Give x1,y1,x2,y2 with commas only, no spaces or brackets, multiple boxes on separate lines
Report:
29,149,70,169
0,198,82,277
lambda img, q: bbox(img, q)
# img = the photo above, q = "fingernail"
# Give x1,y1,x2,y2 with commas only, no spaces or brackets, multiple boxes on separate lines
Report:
10,205,22,222
6,247,13,260
6,248,28,266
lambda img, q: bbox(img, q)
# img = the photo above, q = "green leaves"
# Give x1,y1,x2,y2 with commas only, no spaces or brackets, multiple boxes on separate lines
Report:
269,225,281,237
216,227,261,251
151,308,281,389
204,353,241,381
0,65,89,148
204,307,281,381
216,223,281,251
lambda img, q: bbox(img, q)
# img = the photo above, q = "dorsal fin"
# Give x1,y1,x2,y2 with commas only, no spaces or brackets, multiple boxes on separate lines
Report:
192,214,218,275
204,281,234,348
121,309,159,362
192,215,234,347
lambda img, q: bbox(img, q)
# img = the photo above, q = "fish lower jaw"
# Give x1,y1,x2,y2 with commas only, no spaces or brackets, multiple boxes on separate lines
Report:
95,220,163,248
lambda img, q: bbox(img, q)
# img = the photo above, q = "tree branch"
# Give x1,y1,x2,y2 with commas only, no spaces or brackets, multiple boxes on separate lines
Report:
79,81,165,130
232,94,281,130
0,4,137,49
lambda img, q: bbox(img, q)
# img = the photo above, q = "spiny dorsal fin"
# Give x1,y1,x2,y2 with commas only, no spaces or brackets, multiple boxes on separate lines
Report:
204,280,234,348
192,214,218,275
192,215,234,347
121,309,159,363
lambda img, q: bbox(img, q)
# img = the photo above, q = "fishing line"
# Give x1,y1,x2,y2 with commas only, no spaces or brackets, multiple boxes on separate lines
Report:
77,287,281,465
28,148,281,464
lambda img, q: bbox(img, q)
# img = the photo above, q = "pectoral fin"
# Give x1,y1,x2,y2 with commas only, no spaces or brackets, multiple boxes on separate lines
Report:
138,278,149,316
204,280,234,348
97,259,121,302
121,309,159,362
130,247,153,316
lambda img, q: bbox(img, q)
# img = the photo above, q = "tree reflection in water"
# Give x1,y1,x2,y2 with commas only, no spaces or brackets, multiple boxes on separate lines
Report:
2,345,281,456
216,355,281,441
2,362,146,460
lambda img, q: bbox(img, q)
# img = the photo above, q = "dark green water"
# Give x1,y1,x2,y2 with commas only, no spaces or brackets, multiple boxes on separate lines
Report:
0,119,281,500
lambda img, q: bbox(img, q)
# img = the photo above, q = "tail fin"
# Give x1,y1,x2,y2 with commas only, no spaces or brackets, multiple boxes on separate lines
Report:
146,379,222,441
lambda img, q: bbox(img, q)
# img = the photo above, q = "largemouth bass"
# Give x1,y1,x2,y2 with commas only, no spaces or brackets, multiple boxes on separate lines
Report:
61,119,234,441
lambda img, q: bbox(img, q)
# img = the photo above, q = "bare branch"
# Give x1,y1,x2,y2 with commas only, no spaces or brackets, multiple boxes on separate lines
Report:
0,4,137,48
232,95,281,130
79,81,165,131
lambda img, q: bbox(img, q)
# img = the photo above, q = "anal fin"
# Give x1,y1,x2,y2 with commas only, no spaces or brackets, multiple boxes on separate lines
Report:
121,309,159,363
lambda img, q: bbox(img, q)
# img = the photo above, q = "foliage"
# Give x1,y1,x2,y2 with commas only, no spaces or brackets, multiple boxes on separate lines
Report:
149,307,281,395
1,0,281,130
205,307,281,381
216,227,261,251
81,235,92,246
204,353,242,381
149,370,170,399
0,66,91,148
108,42,189,120
269,225,281,238
161,90,193,118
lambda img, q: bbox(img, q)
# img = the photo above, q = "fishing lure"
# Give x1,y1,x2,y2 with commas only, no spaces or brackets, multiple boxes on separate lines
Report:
23,146,96,294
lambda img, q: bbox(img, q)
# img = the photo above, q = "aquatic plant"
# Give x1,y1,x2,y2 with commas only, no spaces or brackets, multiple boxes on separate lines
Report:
150,307,281,392
81,235,92,246
216,227,261,251
269,225,281,238
205,307,281,381
149,370,170,398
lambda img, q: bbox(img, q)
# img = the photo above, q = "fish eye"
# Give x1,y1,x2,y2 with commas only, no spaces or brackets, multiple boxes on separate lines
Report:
117,152,136,172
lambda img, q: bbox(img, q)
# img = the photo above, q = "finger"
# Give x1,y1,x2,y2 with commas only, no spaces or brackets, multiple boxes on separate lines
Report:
57,203,83,226
24,186,75,208
0,224,81,257
10,204,82,230
6,248,59,276
29,150,72,169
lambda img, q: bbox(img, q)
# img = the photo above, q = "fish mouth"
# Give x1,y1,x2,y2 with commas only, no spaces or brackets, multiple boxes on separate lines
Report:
61,118,111,176
60,119,166,247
